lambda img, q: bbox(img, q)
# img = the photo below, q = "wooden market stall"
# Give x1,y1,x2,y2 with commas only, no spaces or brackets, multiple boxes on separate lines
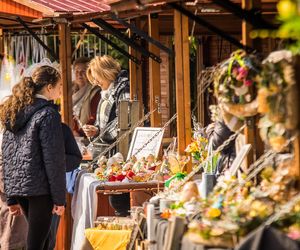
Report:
1,0,299,249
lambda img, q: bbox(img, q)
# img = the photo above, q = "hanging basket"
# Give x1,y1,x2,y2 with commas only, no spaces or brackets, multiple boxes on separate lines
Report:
214,50,261,121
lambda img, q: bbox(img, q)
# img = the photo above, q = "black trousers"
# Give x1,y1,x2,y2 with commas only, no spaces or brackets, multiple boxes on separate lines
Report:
16,195,53,250
109,193,130,216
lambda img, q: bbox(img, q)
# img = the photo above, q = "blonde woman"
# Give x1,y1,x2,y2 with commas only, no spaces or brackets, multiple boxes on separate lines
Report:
83,55,130,141
83,55,130,216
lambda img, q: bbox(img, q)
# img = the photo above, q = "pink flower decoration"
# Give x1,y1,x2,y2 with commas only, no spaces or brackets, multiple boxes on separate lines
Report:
244,79,253,86
236,67,248,80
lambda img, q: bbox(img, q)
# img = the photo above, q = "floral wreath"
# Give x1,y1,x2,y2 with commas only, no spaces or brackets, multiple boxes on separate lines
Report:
214,50,261,130
257,50,298,152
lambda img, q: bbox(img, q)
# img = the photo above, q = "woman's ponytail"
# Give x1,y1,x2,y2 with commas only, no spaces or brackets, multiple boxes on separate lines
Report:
0,65,60,129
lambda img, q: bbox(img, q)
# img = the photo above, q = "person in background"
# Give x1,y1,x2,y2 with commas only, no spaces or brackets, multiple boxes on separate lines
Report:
84,55,130,216
72,57,101,137
48,123,82,250
206,120,236,173
0,65,66,250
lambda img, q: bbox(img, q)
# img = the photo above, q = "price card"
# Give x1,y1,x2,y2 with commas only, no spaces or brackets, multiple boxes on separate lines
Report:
127,127,164,160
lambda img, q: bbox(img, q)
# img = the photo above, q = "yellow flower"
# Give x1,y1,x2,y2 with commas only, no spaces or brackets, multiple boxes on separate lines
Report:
251,200,263,210
294,204,300,213
4,73,11,81
207,208,221,218
277,0,297,20
249,210,258,217
269,84,281,94
185,141,199,153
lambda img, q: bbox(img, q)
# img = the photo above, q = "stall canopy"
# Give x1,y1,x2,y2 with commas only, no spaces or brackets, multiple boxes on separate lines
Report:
12,0,111,15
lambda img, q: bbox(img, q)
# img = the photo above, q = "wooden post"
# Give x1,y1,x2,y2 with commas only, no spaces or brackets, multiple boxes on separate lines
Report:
174,9,192,172
148,14,162,127
118,101,130,157
129,19,143,118
58,22,73,250
196,37,205,126
0,29,4,56
59,23,73,125
129,19,138,101
242,0,263,166
131,100,140,128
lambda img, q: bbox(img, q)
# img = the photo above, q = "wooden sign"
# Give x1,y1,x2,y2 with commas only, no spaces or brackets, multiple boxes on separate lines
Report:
229,144,252,176
127,127,164,160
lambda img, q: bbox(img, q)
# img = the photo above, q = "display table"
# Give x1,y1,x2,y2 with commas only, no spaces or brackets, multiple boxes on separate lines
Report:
71,173,164,250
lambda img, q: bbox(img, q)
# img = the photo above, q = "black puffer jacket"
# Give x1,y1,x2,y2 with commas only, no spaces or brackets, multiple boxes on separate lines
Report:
62,123,82,172
2,98,66,206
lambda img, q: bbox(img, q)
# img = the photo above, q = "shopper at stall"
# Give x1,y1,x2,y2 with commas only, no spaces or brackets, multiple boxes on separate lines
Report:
84,55,130,216
48,122,83,250
72,57,101,137
0,65,66,250
206,120,236,173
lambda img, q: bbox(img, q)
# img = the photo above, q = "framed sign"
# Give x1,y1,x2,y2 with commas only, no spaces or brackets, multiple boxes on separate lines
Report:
127,127,164,160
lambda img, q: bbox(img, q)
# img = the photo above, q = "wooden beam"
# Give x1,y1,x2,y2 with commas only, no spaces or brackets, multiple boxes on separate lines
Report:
136,25,143,118
0,29,3,56
59,23,73,125
129,18,143,117
129,19,138,101
118,101,130,157
174,9,192,172
182,14,192,150
58,22,72,250
148,14,162,127
196,37,205,126
242,0,263,167
242,0,262,49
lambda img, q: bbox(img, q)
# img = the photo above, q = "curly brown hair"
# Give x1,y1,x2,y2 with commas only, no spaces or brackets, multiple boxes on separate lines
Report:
0,65,61,129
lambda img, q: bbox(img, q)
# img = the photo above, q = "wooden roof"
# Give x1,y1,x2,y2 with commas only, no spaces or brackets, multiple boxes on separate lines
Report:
0,0,43,28
108,0,278,18
12,0,111,15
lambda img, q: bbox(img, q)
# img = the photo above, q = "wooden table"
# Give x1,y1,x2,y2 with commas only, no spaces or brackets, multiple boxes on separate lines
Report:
96,181,165,216
96,181,165,194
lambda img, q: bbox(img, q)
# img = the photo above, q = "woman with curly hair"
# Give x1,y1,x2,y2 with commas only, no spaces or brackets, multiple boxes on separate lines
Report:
0,65,66,250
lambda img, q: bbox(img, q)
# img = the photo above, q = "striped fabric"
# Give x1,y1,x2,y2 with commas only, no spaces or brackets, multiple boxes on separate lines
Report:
95,70,130,143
